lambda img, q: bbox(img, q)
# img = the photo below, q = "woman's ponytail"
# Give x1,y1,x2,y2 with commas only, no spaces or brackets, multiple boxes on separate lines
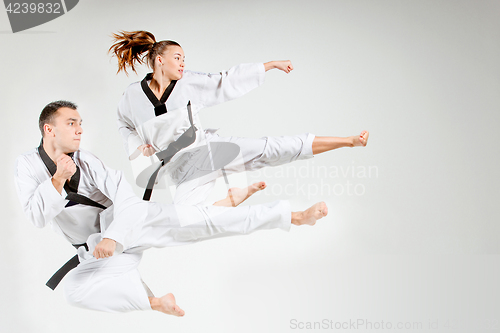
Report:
109,30,180,75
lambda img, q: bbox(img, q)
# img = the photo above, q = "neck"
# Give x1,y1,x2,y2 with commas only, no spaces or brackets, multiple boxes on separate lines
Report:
42,139,69,163
150,70,172,95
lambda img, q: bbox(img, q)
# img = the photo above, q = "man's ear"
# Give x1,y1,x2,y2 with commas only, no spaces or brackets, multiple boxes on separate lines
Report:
43,123,54,137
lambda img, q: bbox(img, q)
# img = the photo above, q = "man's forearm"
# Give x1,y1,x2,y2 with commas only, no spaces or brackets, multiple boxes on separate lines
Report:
51,176,65,194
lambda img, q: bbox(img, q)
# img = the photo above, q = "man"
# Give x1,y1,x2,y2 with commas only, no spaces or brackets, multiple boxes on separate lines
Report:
15,101,328,315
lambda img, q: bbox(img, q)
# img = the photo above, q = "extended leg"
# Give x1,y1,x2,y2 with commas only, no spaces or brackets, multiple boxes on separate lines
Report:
124,198,328,249
65,199,328,314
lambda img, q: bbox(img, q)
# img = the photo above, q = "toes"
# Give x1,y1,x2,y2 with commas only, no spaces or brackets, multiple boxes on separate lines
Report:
362,131,369,146
319,202,328,216
251,182,266,191
358,131,369,146
175,306,185,316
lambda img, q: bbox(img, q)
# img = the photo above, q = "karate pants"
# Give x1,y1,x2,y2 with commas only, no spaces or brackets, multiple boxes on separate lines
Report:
63,200,291,313
170,133,316,205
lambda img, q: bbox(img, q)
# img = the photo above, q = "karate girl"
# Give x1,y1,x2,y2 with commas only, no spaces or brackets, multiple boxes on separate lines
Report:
110,30,369,206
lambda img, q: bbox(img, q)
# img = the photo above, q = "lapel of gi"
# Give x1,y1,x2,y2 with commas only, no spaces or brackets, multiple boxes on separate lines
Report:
37,141,106,210
141,73,177,116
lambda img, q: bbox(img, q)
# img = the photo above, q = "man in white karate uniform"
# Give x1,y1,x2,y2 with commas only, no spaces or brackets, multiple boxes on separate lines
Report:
15,101,328,315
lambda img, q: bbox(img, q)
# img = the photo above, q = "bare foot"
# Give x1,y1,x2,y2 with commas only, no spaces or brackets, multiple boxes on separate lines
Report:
213,181,267,207
149,293,185,316
352,130,369,147
291,202,328,226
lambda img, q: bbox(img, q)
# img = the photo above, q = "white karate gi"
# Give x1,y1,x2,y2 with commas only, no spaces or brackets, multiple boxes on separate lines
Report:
15,148,291,312
117,63,315,205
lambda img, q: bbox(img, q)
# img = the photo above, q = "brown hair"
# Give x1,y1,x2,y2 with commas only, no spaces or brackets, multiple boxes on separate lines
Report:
39,100,78,137
109,30,181,74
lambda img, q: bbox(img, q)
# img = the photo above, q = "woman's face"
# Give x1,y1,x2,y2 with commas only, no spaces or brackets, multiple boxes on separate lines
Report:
158,45,185,80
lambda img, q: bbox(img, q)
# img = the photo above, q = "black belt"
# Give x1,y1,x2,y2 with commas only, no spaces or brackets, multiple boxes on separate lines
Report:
45,243,88,290
143,101,197,201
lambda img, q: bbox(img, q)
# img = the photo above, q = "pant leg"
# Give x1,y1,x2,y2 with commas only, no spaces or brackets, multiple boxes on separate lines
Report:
173,199,292,243
64,252,152,313
124,200,291,248
171,133,315,205
173,177,217,205
213,132,316,172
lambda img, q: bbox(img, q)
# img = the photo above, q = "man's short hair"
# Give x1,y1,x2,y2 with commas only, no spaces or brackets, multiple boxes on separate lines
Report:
39,100,78,136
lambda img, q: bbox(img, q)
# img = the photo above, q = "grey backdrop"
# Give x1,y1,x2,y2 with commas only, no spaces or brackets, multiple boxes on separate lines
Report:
1,0,499,332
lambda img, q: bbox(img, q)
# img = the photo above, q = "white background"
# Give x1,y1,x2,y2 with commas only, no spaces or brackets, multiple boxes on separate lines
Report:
1,0,499,332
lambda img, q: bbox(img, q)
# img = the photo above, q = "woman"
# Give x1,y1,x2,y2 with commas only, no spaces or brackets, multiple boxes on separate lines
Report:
110,30,369,206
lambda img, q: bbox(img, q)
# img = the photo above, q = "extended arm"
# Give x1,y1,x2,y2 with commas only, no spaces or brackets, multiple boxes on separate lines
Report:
196,60,293,108
264,60,294,73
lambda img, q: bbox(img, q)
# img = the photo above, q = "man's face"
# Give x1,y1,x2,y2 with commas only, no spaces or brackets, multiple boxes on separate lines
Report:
45,107,83,153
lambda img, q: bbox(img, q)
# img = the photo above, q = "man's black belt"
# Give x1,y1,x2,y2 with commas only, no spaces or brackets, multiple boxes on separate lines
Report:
38,142,107,290
45,243,88,290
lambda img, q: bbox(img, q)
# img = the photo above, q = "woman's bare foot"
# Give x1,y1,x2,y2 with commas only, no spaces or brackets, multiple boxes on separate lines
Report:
149,293,185,316
213,181,267,207
352,130,369,147
291,202,328,226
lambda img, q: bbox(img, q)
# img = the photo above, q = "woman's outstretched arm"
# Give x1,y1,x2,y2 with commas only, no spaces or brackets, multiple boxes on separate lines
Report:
264,60,294,73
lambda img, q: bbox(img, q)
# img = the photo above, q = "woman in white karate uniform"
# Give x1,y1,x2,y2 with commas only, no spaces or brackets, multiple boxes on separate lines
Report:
110,30,369,206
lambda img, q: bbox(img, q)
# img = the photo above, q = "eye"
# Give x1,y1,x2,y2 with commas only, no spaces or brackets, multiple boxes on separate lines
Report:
69,122,73,126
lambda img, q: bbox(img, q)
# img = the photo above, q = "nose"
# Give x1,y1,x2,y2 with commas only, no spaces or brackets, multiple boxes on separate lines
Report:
180,62,185,68
76,124,83,135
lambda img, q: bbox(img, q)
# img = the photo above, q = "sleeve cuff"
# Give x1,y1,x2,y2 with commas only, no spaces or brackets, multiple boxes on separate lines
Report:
280,200,292,232
302,133,316,158
257,62,266,85
39,177,68,209
128,134,144,160
101,230,126,251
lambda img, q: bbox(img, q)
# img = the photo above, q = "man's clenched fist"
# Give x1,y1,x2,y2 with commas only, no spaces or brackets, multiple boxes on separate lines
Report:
93,238,117,259
51,155,77,193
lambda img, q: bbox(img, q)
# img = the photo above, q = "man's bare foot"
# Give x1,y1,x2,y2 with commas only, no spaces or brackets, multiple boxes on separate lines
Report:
291,202,328,226
351,130,369,147
149,293,185,316
213,181,266,207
